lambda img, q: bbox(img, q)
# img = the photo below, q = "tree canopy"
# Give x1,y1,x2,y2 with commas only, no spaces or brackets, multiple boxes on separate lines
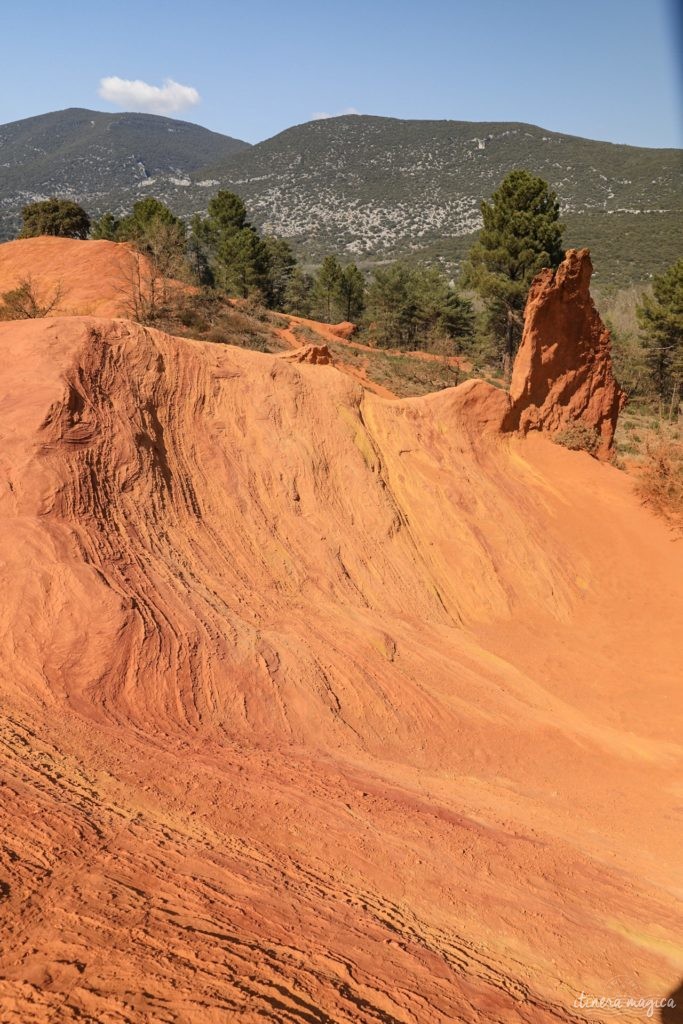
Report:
637,258,683,410
305,256,366,323
262,236,297,310
116,198,187,279
283,267,314,317
190,190,273,299
366,262,473,349
462,170,564,371
90,212,121,241
19,198,90,240
312,256,344,322
338,264,366,322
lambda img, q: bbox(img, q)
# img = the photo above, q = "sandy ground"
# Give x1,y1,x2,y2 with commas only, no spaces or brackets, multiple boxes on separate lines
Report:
0,237,144,318
0,301,681,1022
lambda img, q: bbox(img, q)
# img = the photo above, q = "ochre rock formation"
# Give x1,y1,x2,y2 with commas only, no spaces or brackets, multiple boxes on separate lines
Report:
0,309,681,1023
279,342,332,364
0,236,151,318
506,248,625,458
327,320,357,340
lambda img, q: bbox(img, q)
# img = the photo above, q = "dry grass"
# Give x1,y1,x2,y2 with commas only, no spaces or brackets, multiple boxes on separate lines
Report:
636,425,683,532
327,341,468,397
0,275,64,319
152,291,288,354
553,423,600,455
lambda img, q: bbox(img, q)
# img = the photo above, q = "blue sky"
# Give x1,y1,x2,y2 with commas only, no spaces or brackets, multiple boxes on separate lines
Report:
1,0,681,147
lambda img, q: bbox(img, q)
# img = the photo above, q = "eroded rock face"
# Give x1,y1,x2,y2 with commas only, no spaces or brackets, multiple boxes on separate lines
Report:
1,314,682,1023
279,342,332,364
506,248,625,459
327,321,357,340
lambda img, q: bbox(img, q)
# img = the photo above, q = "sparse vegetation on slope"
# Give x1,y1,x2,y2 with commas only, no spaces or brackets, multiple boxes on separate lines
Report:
0,275,63,319
1,110,680,286
200,115,683,285
0,107,250,238
636,426,683,530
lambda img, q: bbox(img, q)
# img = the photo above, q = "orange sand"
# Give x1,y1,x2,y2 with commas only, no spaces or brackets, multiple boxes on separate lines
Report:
0,242,681,1023
0,237,147,317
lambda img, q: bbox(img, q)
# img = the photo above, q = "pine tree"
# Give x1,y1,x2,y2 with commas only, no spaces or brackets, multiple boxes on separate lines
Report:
312,256,343,322
190,190,271,301
637,258,683,411
412,267,474,344
283,267,314,317
118,197,181,238
338,264,365,322
262,236,297,309
462,170,564,372
90,212,120,241
206,190,248,234
186,227,214,286
117,198,186,279
366,263,417,347
366,263,473,350
216,228,270,299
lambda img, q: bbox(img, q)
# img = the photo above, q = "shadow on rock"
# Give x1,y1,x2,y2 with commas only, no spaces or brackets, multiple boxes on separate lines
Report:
662,980,683,1023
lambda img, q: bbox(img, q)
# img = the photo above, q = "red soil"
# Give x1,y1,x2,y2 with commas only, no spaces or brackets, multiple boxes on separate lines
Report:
0,241,681,1023
0,237,144,317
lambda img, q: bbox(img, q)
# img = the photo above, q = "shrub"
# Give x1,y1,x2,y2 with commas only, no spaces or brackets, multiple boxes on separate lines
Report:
0,276,63,319
636,428,683,531
553,423,600,455
19,198,90,240
204,308,278,352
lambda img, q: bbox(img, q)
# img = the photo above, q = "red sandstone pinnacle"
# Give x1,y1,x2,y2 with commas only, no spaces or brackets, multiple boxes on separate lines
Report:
506,248,626,460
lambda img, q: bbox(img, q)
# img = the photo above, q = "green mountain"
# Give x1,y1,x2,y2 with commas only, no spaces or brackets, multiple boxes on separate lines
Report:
201,115,682,285
0,107,250,237
1,110,680,285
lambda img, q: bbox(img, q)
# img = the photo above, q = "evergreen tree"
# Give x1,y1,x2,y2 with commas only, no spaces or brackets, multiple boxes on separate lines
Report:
338,263,366,322
19,197,90,240
90,212,120,241
462,170,564,372
366,263,417,347
412,267,474,344
216,228,270,299
312,256,343,322
189,191,249,268
637,258,683,410
283,266,314,317
366,262,474,349
118,198,181,240
262,236,297,309
206,190,248,234
117,198,186,279
191,189,270,301
186,228,214,286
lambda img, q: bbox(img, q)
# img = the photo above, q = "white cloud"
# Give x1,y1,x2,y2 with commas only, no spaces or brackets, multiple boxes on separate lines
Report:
311,106,360,120
98,76,200,115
